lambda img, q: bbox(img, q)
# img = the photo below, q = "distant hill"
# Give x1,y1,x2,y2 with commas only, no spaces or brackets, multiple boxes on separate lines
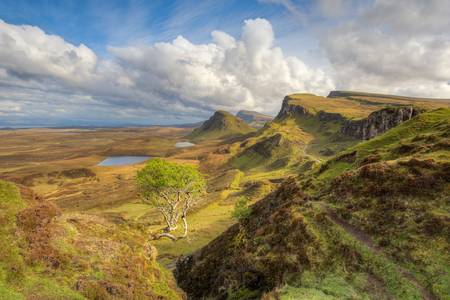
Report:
188,110,255,141
236,110,272,128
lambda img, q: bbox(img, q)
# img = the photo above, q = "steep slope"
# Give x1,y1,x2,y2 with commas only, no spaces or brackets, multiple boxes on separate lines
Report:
176,108,450,300
0,180,183,299
236,110,273,128
233,92,439,170
229,94,365,173
188,110,255,141
341,106,423,139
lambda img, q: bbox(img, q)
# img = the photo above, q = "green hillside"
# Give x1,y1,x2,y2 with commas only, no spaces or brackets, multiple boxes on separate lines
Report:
0,180,183,300
175,108,450,300
188,110,256,141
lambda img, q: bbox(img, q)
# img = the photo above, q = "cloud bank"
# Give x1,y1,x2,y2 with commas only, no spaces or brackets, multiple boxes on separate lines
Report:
322,0,450,97
0,18,333,125
1,0,450,126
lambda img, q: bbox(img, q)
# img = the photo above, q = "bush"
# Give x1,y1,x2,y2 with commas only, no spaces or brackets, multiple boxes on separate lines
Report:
232,197,252,220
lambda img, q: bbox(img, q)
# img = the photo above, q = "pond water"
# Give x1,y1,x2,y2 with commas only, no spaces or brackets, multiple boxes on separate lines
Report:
97,156,150,166
175,141,195,148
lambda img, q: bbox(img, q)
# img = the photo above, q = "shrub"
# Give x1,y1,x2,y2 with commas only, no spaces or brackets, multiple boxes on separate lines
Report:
232,197,252,220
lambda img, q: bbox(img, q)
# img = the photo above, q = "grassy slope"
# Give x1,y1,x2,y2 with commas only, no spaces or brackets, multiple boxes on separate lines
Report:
286,94,379,119
175,108,450,300
0,180,86,300
300,108,450,299
0,180,183,300
232,92,450,175
329,91,450,110
176,180,423,300
310,108,450,184
230,95,362,174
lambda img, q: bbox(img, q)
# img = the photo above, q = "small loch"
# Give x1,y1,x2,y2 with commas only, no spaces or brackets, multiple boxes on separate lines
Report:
175,142,195,148
97,156,150,166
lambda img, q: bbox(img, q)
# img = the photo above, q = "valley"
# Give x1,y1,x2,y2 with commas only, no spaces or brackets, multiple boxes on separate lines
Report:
1,91,449,299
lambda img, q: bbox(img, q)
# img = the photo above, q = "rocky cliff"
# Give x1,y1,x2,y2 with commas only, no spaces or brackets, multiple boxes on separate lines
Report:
341,106,422,140
276,96,345,122
276,97,422,141
275,96,309,119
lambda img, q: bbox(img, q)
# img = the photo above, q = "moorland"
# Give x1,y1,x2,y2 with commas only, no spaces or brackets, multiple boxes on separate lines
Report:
1,91,449,299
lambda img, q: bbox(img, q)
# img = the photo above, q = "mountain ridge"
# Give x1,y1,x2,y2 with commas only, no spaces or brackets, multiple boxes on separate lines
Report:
188,110,256,141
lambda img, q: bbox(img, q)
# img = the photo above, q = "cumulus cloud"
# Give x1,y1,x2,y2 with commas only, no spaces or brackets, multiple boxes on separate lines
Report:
110,18,332,113
0,18,333,125
0,20,97,84
322,0,450,97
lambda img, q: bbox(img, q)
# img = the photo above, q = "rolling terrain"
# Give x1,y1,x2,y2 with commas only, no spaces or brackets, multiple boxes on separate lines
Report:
0,91,449,299
175,93,450,299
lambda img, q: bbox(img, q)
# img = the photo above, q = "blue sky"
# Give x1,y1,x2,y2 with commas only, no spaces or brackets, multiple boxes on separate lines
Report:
0,1,309,56
0,0,449,126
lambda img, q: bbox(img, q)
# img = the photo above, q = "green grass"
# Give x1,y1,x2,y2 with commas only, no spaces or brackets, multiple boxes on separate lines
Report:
150,201,236,266
307,108,450,187
280,271,371,300
0,180,88,300
286,93,378,119
353,108,450,160
0,180,183,299
98,201,153,219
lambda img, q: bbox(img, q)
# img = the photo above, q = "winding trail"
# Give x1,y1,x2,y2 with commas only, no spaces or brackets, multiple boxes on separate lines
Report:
322,203,436,300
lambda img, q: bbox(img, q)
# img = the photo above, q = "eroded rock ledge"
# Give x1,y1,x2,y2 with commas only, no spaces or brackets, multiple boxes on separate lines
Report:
341,106,422,140
276,97,422,140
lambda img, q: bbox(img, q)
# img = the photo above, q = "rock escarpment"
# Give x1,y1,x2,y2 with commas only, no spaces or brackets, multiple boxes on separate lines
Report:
277,96,422,140
276,97,345,122
275,97,309,119
341,106,422,140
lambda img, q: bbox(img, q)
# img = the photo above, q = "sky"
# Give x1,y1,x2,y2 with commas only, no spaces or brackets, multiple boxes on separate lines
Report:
0,0,449,126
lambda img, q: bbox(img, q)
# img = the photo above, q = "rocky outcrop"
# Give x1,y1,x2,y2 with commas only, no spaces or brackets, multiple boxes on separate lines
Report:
276,97,346,122
341,106,422,140
275,97,308,119
317,111,346,122
245,133,286,158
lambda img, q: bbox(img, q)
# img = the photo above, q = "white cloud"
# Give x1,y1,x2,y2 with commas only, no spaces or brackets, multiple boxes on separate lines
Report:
0,20,97,85
322,0,450,97
0,17,334,125
110,18,333,115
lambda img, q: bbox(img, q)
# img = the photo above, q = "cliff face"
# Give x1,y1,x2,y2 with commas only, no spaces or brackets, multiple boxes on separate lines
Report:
275,97,309,119
341,106,422,140
276,97,345,122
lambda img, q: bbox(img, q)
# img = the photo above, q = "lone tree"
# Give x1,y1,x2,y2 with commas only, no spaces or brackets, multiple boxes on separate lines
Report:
137,158,205,241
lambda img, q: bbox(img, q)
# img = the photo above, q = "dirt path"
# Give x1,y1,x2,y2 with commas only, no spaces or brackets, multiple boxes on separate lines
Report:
322,204,436,300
